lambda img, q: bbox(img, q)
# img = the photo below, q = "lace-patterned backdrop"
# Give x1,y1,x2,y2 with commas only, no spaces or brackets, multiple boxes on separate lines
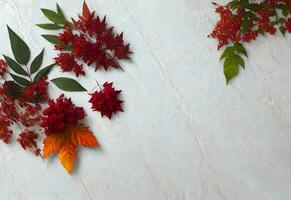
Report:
0,0,290,199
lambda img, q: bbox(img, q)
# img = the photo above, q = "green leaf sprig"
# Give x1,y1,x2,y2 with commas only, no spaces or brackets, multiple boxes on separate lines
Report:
210,0,291,84
4,26,55,98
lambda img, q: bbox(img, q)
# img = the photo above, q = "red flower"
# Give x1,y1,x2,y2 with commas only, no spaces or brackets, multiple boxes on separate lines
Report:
17,130,40,156
0,60,7,77
89,82,123,119
41,94,85,134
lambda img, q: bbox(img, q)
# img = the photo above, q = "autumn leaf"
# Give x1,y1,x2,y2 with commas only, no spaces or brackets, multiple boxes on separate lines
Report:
43,124,100,174
82,1,91,21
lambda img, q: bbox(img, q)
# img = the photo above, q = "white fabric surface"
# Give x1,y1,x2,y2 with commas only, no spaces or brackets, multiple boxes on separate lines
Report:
0,0,291,199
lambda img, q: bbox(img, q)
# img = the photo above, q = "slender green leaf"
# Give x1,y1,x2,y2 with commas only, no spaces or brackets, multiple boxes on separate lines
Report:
30,49,44,74
3,55,29,76
51,77,87,92
10,73,31,86
36,23,62,30
42,35,60,44
56,4,66,20
7,26,30,65
41,9,66,24
33,63,55,82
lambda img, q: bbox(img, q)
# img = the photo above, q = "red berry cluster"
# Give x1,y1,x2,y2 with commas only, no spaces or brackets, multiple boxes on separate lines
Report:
210,0,291,49
41,94,85,134
54,3,131,77
210,4,243,49
89,82,123,119
210,0,291,83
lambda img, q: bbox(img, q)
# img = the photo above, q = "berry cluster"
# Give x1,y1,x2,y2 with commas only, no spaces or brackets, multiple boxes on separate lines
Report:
210,0,291,83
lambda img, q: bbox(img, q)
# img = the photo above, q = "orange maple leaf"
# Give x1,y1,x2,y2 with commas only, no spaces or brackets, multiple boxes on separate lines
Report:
43,124,100,174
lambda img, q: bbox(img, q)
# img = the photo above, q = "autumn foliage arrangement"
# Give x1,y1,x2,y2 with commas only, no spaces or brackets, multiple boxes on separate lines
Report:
0,1,131,174
209,0,291,84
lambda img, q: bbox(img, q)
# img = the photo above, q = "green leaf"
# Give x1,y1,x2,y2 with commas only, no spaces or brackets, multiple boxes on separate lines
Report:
231,55,245,69
223,57,240,84
30,49,44,74
7,82,23,99
279,26,286,36
41,9,66,24
42,35,60,44
51,77,87,92
56,4,66,20
241,16,252,33
36,23,62,30
63,45,73,51
282,7,288,17
234,43,248,57
33,63,55,82
10,73,31,87
67,22,75,30
3,55,29,76
246,3,261,11
220,47,235,61
7,26,31,65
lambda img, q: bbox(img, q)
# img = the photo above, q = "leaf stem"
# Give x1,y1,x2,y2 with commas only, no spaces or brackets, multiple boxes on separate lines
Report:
24,65,33,82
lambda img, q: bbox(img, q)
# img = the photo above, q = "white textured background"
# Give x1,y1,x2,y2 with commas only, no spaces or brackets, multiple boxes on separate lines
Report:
0,0,291,199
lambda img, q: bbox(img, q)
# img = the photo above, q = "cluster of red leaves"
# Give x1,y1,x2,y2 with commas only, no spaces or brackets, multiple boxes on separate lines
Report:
0,60,7,77
54,2,131,77
0,59,49,156
210,0,291,49
41,94,85,134
0,113,12,144
17,130,40,156
89,82,123,119
22,77,49,103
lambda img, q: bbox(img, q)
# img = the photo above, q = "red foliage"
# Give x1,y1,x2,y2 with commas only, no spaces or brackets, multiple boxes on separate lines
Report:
89,82,123,119
0,60,7,77
54,53,85,77
18,104,41,127
17,130,40,156
41,94,85,134
0,114,12,144
54,2,131,76
285,18,291,32
22,77,49,103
